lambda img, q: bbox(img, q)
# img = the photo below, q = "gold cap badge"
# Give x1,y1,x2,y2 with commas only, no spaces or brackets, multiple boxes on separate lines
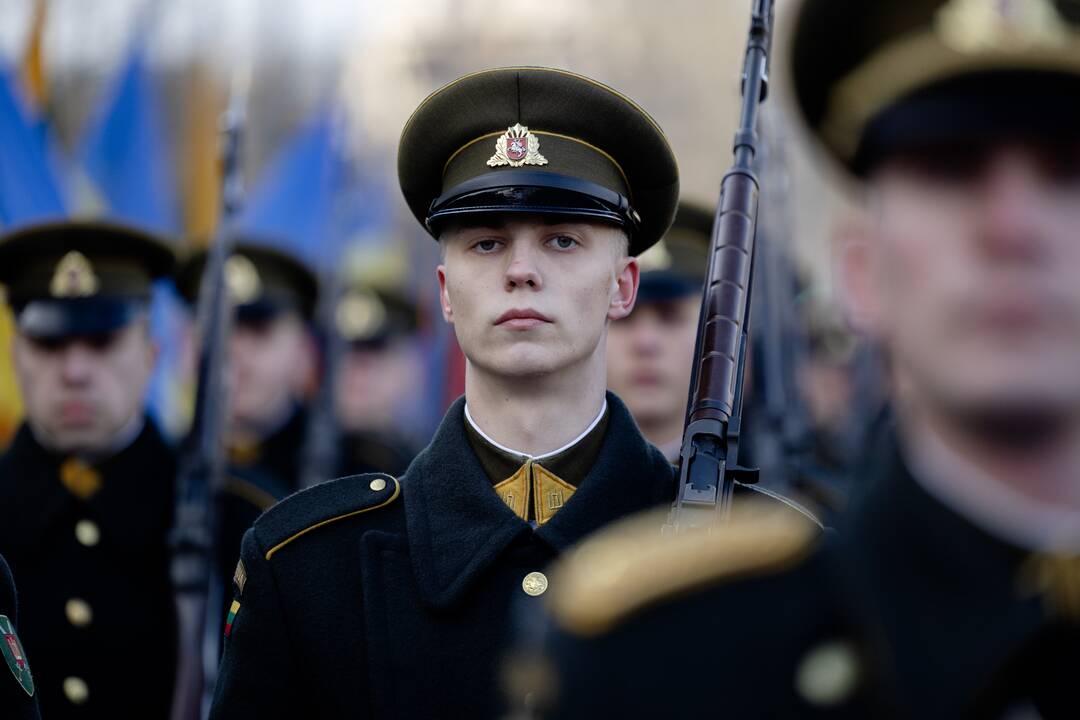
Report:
487,124,549,168
636,239,673,272
936,0,1068,53
50,251,100,298
225,255,262,304
336,291,387,341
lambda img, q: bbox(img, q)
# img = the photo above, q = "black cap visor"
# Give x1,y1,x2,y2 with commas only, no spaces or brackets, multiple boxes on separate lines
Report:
636,271,703,304
426,171,640,236
15,297,147,340
855,71,1080,176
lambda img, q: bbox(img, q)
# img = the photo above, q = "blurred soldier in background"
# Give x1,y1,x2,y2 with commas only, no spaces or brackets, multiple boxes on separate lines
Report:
539,0,1080,717
179,241,319,500
0,221,178,718
177,241,319,630
334,244,423,477
0,552,41,720
605,202,710,462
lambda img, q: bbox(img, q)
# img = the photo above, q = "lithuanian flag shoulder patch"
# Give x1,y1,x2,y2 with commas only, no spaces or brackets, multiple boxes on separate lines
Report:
224,600,241,638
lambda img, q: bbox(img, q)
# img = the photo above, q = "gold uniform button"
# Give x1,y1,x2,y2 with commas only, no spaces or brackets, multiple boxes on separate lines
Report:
795,640,859,707
74,519,100,547
63,676,89,705
65,598,93,627
522,571,549,597
369,478,387,492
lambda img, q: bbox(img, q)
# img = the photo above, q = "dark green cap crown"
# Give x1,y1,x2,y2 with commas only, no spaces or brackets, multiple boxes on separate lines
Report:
790,0,1080,173
398,67,680,256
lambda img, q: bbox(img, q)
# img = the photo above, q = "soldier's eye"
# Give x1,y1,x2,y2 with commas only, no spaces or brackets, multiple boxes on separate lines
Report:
473,239,501,253
547,235,578,250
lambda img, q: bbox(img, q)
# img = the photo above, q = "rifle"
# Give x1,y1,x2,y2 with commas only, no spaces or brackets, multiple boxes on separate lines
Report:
169,73,248,720
666,0,775,534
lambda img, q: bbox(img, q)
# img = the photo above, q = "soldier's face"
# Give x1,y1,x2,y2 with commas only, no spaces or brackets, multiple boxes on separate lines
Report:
438,217,638,380
12,318,156,453
227,312,314,434
844,140,1080,420
606,297,699,433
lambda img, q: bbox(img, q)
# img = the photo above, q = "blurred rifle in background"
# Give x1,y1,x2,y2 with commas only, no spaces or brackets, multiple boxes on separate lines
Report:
169,72,248,720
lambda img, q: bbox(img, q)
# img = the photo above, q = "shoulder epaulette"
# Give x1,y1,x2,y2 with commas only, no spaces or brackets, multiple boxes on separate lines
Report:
548,501,817,637
254,473,400,560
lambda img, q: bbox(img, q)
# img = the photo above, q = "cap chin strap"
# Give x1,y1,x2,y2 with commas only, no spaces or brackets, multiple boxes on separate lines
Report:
426,171,641,233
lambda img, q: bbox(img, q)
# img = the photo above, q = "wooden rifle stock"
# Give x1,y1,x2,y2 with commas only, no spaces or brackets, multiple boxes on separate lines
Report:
667,0,774,534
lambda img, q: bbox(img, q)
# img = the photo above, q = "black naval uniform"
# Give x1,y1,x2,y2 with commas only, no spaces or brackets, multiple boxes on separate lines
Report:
540,424,1080,718
210,393,676,718
0,420,178,718
0,553,40,720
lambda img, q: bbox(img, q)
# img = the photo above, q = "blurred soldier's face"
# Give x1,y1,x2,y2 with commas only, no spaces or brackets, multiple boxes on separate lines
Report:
845,141,1080,421
438,218,638,379
228,311,314,434
336,336,423,433
13,318,156,454
606,297,698,434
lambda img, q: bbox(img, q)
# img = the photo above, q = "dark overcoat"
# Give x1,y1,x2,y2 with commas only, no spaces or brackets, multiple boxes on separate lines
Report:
542,425,1080,718
0,421,177,719
210,393,678,718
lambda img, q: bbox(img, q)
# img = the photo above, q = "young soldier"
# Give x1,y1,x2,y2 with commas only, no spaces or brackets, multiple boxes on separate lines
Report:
210,66,813,718
540,1,1080,717
605,202,711,462
0,221,178,718
0,553,40,720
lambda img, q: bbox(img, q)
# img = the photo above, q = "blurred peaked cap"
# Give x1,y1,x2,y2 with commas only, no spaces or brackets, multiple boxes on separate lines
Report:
635,201,713,304
0,219,176,338
397,66,680,256
177,240,319,322
790,0,1080,175
337,244,418,344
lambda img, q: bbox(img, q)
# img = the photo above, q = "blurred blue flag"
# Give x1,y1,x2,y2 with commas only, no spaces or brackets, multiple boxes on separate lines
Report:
76,40,186,439
235,109,382,273
76,45,179,234
0,64,67,228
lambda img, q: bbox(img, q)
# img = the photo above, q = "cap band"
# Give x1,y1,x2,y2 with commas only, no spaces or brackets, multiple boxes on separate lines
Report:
427,171,640,234
16,297,147,339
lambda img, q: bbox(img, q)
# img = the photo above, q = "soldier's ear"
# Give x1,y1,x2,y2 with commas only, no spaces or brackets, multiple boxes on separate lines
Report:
834,212,882,335
436,265,454,323
607,256,639,321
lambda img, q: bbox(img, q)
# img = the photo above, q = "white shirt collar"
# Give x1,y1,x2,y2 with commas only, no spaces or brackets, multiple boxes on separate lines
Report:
463,398,608,461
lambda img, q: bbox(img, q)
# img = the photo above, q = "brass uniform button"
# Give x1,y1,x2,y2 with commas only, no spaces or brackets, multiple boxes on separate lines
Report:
74,519,100,547
795,640,859,707
63,676,89,705
369,478,387,492
522,571,549,597
65,598,93,627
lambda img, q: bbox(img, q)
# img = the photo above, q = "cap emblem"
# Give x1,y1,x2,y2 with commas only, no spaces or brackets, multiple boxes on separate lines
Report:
936,0,1067,54
50,251,100,298
487,124,548,168
637,240,673,272
335,291,387,341
225,255,262,304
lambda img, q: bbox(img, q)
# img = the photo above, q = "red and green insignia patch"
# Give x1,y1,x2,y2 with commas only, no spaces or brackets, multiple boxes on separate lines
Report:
0,615,33,696
224,600,241,638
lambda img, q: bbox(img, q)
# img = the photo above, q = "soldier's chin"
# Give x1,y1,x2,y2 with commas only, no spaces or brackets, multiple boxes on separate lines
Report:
944,389,1080,451
48,427,109,454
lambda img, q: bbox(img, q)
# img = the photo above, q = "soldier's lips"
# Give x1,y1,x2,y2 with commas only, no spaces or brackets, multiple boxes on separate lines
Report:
58,402,95,424
494,309,553,330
